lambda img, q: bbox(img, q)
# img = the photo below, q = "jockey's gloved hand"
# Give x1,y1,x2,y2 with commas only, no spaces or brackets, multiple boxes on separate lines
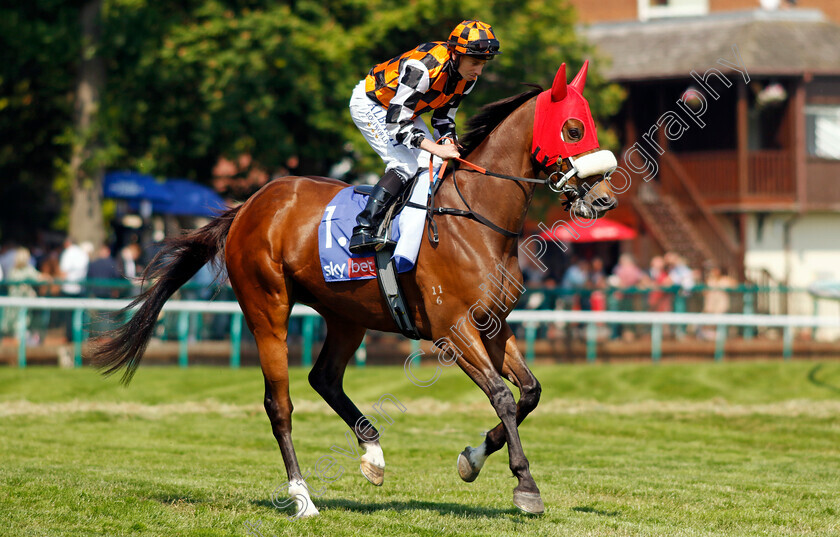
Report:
438,136,464,153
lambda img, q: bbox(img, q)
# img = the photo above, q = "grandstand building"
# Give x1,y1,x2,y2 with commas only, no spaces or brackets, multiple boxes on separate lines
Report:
577,2,840,319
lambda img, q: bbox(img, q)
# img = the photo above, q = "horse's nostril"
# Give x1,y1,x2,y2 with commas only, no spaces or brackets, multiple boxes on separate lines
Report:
571,199,598,219
592,196,618,210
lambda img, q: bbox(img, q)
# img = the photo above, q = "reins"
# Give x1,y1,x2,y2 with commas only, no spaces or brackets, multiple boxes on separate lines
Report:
451,157,549,185
404,152,566,244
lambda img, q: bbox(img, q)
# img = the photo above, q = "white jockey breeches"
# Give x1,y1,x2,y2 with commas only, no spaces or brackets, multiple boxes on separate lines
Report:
349,80,439,183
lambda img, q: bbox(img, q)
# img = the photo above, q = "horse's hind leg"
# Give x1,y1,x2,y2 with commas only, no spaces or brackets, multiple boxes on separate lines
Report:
261,357,319,518
239,280,319,517
307,315,386,485
458,323,541,485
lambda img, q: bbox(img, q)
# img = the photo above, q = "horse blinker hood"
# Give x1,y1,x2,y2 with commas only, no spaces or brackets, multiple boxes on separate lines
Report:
532,61,600,168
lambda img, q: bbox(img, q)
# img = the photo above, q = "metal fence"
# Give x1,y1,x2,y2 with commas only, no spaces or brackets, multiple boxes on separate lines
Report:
3,279,834,317
1,296,837,368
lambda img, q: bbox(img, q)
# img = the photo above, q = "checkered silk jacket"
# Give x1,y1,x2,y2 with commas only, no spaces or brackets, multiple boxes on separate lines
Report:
365,42,475,148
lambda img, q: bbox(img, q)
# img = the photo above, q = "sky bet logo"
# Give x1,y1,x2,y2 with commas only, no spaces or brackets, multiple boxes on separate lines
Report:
348,257,376,278
323,261,346,279
322,257,376,279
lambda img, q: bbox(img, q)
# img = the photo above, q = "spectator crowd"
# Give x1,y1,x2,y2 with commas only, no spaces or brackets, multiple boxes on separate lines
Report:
0,237,233,345
0,238,143,298
520,250,739,341
0,237,744,346
0,238,147,343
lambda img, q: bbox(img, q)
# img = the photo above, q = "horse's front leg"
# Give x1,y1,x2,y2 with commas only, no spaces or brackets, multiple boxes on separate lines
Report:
457,324,541,488
452,323,544,514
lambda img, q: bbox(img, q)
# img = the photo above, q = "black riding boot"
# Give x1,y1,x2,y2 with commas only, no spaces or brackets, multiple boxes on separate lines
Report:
349,170,403,253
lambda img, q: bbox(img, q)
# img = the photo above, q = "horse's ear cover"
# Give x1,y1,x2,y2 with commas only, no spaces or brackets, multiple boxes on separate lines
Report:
532,60,600,168
570,60,588,93
550,63,567,102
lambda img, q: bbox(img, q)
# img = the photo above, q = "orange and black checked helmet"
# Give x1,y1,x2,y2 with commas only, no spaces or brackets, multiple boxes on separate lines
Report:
447,20,501,60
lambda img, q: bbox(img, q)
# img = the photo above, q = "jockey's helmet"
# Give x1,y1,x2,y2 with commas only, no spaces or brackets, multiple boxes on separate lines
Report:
447,20,501,60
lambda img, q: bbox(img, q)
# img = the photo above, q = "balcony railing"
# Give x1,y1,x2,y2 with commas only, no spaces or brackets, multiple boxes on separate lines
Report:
674,150,795,205
749,150,795,197
806,158,840,209
678,150,738,199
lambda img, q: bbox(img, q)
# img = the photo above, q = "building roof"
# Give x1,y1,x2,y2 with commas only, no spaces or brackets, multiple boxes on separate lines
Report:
584,9,840,81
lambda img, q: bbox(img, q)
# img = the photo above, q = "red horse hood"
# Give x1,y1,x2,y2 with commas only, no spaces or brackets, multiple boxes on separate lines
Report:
532,61,600,168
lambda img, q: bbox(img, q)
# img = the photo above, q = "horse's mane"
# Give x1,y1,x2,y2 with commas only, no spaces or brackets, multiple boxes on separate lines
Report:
459,85,543,156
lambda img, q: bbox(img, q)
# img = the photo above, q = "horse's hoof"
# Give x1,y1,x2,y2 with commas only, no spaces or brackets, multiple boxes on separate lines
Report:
295,506,320,518
457,448,481,482
513,491,545,515
360,460,385,486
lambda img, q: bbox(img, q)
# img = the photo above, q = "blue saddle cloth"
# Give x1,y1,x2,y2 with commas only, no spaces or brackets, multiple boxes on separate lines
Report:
318,187,408,282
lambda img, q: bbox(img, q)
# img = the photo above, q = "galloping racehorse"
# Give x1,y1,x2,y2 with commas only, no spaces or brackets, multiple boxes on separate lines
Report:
95,62,618,517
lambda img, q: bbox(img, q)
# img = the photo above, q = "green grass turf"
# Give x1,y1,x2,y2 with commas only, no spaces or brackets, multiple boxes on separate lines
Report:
1,361,839,536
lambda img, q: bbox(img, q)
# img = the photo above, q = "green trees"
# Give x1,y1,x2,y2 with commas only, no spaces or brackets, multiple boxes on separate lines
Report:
0,0,622,243
0,1,83,243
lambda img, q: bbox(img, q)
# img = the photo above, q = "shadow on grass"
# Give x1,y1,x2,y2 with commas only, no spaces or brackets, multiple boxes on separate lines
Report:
807,364,840,394
572,506,621,517
153,494,210,505
252,497,523,518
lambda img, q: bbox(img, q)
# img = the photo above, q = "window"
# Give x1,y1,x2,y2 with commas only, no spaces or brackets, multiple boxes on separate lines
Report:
638,0,708,20
806,105,840,160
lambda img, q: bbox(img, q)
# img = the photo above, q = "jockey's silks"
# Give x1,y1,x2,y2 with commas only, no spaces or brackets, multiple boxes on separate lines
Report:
365,42,472,118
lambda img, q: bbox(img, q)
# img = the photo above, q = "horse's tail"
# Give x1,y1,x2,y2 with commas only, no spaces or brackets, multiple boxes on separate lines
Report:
93,205,242,385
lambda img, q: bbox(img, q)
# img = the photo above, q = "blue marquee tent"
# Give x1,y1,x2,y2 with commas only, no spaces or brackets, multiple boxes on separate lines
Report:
142,179,227,217
104,172,226,217
103,171,173,202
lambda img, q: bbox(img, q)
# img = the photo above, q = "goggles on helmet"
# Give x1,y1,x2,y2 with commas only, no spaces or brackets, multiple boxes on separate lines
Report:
463,38,500,55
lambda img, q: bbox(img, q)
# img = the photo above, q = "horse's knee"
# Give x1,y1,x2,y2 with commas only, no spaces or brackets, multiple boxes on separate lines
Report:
307,368,325,393
520,379,541,413
489,381,517,421
308,368,340,399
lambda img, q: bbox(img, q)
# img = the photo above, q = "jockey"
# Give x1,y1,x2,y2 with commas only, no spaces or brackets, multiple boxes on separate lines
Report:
348,20,501,253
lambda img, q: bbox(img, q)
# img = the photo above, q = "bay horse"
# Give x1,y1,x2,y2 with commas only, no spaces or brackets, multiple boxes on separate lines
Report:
95,62,618,517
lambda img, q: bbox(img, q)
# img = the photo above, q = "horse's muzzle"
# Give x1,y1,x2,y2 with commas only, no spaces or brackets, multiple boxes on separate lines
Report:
567,150,619,219
570,194,618,219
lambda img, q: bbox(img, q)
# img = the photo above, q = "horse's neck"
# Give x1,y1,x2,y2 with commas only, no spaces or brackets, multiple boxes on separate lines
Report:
442,98,538,247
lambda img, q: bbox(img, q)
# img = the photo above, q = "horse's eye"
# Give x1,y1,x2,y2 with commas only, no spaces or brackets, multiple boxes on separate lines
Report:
569,128,581,139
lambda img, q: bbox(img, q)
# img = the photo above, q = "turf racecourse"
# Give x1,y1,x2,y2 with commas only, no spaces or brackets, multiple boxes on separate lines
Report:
1,362,839,537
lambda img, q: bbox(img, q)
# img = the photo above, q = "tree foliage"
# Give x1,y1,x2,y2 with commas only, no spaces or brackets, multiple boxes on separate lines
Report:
1,0,623,240
0,0,83,242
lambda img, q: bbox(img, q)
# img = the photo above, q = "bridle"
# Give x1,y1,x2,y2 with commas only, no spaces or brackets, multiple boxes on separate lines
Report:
410,150,615,244
452,155,570,191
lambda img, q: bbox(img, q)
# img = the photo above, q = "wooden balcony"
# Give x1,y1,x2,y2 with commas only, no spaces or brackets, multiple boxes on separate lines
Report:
806,159,840,211
674,150,797,210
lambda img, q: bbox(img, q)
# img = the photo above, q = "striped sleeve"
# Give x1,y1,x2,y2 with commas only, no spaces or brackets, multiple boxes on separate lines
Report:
385,59,431,148
431,80,475,141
